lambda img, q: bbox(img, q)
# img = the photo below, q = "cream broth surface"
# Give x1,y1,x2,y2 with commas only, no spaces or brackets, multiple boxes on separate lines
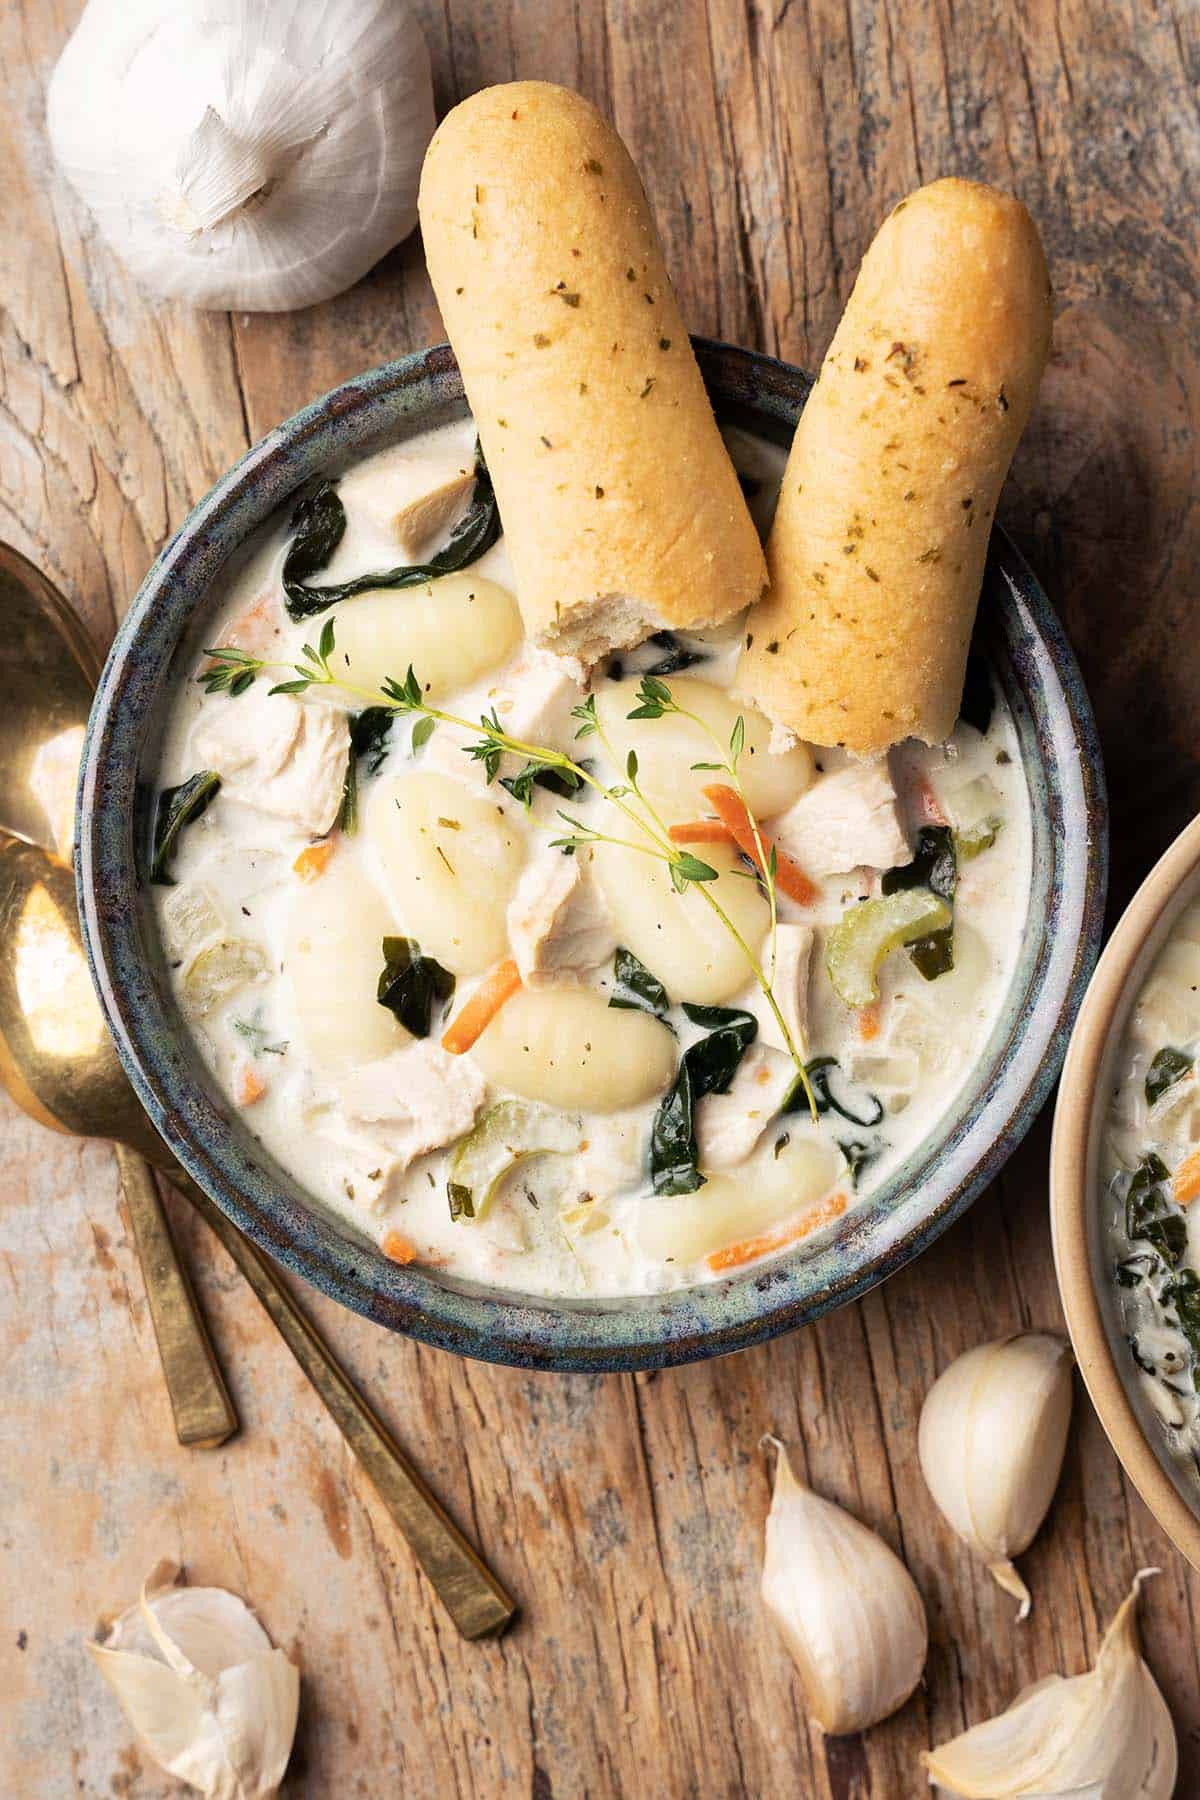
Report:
151,415,1031,1298
1100,899,1200,1478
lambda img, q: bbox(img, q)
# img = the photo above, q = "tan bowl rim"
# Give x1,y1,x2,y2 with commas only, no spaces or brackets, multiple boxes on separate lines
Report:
1051,809,1200,1569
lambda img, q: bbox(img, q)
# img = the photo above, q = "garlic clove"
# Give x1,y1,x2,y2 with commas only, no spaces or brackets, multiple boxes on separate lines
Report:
922,1570,1177,1798
761,1437,928,1735
88,1562,299,1800
918,1332,1073,1618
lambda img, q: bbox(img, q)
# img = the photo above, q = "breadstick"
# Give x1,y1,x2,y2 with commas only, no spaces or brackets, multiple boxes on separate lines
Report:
419,81,766,662
737,178,1051,755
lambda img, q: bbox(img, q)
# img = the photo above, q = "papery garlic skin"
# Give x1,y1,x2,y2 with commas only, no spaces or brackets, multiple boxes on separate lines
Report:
47,0,435,312
918,1332,1073,1619
88,1561,300,1800
762,1440,928,1735
923,1570,1177,1798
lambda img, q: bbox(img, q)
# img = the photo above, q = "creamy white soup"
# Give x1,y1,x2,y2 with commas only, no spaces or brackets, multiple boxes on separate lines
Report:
1101,899,1200,1474
149,415,1031,1298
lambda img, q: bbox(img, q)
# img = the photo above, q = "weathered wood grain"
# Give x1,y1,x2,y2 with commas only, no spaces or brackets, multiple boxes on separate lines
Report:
4,1,1200,1795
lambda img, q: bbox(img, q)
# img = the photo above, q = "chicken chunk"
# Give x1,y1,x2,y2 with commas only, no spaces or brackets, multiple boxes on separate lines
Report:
754,923,814,1056
491,648,586,753
338,1042,487,1175
696,1044,796,1169
507,845,616,986
191,689,349,838
337,451,476,559
770,760,911,877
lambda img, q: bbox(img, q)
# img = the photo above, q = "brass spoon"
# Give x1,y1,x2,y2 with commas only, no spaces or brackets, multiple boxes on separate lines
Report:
0,552,514,1639
0,542,236,1447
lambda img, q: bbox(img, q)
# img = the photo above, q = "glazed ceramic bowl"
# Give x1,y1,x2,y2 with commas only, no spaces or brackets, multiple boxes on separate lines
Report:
77,340,1107,1373
1052,813,1200,1570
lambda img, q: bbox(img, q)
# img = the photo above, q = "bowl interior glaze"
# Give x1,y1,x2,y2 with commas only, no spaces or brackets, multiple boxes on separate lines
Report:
77,341,1107,1372
1052,813,1200,1571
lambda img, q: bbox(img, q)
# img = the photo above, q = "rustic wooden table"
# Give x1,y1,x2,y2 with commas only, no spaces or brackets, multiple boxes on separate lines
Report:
5,2,1200,1794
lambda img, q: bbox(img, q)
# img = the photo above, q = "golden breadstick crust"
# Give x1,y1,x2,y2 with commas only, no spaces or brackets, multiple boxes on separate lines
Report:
737,178,1052,756
419,82,766,662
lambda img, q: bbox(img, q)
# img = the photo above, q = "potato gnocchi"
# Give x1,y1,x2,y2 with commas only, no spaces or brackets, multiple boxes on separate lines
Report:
150,413,1031,1300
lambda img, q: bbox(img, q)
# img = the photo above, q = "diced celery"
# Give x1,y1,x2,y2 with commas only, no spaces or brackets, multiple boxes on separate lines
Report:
447,1099,583,1223
825,889,953,1009
182,939,268,1016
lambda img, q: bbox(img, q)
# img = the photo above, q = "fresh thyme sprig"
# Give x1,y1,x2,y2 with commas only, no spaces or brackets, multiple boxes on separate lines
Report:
198,646,263,697
196,625,816,1113
630,673,783,977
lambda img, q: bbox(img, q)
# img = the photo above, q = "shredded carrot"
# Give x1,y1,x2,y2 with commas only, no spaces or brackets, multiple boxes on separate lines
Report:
293,839,336,882
702,784,820,907
669,820,736,845
1174,1150,1200,1207
914,775,948,827
382,1231,419,1265
707,1192,848,1273
442,959,521,1055
859,1003,882,1042
235,1066,267,1107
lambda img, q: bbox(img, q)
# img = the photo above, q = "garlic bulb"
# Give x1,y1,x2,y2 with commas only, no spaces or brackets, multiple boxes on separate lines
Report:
918,1332,1073,1619
761,1438,928,1734
923,1570,1177,1797
88,1560,299,1799
46,0,435,312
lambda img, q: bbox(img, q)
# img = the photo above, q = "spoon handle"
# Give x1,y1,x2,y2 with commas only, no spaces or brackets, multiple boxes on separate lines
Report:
173,1170,516,1641
113,1145,238,1448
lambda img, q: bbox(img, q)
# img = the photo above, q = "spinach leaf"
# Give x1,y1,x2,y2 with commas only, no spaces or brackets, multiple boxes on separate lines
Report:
1125,1152,1187,1268
1146,1046,1195,1107
649,1005,758,1196
376,936,455,1039
787,1056,884,1129
882,824,957,980
680,1002,758,1034
959,651,995,736
338,706,396,834
838,1138,880,1188
644,631,708,677
1114,1252,1158,1288
150,771,221,884
500,759,589,807
282,442,500,619
1162,1268,1200,1364
352,706,397,777
609,947,672,1022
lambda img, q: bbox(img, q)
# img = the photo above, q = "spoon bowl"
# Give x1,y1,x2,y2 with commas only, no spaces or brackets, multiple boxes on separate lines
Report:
0,544,99,861
0,835,165,1158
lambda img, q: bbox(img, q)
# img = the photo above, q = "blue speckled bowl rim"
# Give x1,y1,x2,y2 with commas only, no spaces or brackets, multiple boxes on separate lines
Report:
77,339,1108,1373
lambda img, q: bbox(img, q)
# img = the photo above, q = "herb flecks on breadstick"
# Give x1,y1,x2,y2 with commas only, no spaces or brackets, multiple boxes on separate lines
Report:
419,81,766,665
738,177,1051,757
